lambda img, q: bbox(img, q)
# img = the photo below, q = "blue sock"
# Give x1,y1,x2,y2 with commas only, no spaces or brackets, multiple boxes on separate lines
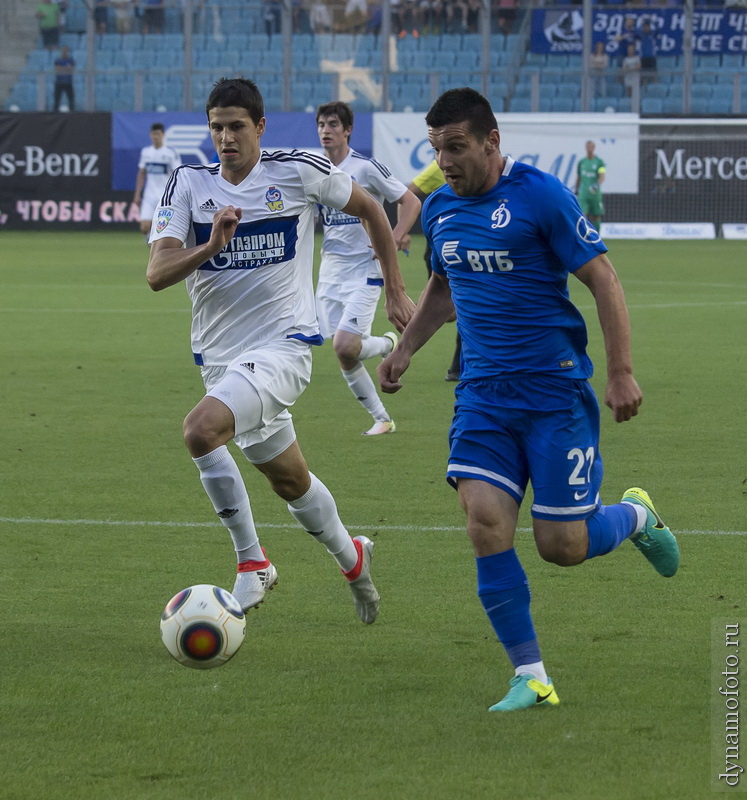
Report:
585,503,637,559
476,548,541,668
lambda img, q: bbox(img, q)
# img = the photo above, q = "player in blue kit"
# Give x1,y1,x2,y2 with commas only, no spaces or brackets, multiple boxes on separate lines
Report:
378,88,679,712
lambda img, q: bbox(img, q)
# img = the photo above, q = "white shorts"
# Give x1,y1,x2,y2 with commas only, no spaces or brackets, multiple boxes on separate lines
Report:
316,282,382,340
201,338,311,457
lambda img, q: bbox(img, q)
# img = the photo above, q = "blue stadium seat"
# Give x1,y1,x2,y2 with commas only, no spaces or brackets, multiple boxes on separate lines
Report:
641,97,663,114
64,6,87,32
694,54,720,69
540,84,557,100
98,33,121,50
509,97,531,112
95,49,118,68
120,34,144,50
60,33,83,49
27,50,55,70
690,97,711,114
551,96,577,112
557,83,579,100
712,83,735,102
722,53,745,68
692,84,713,98
489,34,507,52
707,96,732,114
524,52,547,68
644,84,669,99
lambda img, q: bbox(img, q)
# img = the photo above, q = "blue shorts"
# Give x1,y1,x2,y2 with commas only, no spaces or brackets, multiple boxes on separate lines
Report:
447,378,603,521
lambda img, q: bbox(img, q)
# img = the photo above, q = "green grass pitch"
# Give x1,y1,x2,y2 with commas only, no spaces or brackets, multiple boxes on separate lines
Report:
1,231,744,799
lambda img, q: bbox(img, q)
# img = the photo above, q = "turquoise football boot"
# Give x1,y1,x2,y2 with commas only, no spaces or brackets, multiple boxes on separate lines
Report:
623,487,679,577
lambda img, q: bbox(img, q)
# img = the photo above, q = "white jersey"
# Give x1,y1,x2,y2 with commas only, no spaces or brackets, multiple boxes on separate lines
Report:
318,148,407,286
139,144,181,215
149,150,353,367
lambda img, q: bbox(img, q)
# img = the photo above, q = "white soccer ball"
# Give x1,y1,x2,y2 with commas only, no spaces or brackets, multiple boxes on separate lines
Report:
160,584,246,669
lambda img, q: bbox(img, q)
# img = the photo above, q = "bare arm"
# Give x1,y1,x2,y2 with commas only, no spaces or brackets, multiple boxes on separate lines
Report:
574,253,642,422
134,167,146,204
377,271,455,393
391,188,421,253
342,182,416,331
146,205,242,291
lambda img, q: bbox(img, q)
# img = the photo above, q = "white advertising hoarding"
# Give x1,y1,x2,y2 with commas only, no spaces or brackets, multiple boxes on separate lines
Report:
373,113,640,194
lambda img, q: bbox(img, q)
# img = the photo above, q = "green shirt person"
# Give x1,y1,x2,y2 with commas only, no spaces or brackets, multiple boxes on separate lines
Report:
575,140,606,230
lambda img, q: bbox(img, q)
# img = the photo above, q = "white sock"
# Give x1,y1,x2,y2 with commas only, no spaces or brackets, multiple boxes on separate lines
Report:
287,473,358,572
193,445,264,563
359,334,392,360
621,502,648,534
341,362,389,422
514,661,549,685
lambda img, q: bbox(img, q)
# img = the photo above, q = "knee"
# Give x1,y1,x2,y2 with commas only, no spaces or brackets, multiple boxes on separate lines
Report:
333,336,361,368
536,538,587,567
183,408,223,457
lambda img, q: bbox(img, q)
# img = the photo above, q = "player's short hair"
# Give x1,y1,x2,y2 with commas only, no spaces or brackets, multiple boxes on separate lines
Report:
150,123,165,132
425,88,498,142
206,78,264,125
315,102,354,136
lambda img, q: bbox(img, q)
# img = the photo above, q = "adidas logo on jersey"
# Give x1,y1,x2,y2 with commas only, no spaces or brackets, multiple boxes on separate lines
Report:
241,362,255,373
199,198,219,211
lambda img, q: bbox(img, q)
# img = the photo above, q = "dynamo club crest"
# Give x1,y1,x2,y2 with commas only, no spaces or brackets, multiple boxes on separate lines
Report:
156,208,174,233
265,186,284,212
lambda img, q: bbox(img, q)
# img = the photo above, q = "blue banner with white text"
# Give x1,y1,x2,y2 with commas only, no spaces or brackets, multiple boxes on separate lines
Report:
531,8,747,55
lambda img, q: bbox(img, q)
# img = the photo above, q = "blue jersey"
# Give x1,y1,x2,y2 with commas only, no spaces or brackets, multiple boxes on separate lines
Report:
423,156,607,395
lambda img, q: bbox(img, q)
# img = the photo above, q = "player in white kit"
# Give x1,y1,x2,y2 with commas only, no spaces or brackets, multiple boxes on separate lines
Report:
134,122,181,236
316,101,421,435
147,78,415,622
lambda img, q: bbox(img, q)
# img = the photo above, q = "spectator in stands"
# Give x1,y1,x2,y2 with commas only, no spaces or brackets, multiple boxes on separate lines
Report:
292,0,313,34
621,42,641,98
53,44,75,110
390,0,420,39
636,18,658,84
94,0,110,34
36,0,61,51
589,40,609,98
446,0,469,34
141,0,166,34
365,1,382,34
111,0,134,33
263,0,282,35
614,16,637,67
495,0,516,36
344,0,368,32
465,0,481,33
309,0,332,32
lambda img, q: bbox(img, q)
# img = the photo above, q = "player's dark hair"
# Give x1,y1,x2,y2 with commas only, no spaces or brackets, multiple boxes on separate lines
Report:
206,78,264,125
315,101,354,140
425,88,498,141
150,122,164,132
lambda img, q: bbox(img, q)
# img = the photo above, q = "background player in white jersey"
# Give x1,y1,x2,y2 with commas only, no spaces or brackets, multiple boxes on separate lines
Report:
147,78,415,623
379,88,678,710
134,122,181,237
315,101,421,436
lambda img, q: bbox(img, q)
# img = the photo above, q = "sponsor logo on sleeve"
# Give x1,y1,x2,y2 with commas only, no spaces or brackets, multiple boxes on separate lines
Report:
156,208,174,233
576,215,601,244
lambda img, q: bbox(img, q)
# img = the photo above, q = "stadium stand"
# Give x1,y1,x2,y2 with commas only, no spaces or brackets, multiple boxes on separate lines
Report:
2,0,745,115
